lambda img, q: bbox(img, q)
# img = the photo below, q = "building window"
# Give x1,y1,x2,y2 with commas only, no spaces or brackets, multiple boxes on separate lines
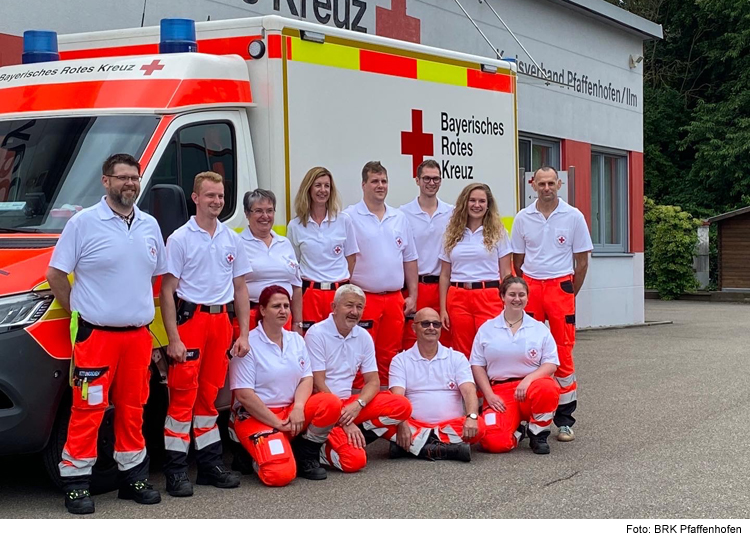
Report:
591,150,628,252
519,136,560,172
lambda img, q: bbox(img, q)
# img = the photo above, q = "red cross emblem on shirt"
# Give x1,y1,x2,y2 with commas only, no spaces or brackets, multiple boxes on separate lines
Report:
557,235,566,245
140,59,165,76
447,381,456,390
333,245,342,255
395,237,403,247
299,358,306,369
226,253,235,264
149,247,157,257
528,348,538,359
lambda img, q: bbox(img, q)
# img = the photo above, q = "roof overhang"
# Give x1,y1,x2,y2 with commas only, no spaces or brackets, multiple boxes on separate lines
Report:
546,0,663,40
707,206,750,224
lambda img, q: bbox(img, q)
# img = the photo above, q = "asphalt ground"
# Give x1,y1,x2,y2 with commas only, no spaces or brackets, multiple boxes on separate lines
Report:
1,300,748,519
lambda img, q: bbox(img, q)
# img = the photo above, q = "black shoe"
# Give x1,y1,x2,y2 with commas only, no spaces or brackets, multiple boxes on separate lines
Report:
196,465,240,488
166,472,194,497
118,480,161,504
516,422,528,444
529,433,551,455
388,441,409,459
231,447,256,475
358,425,380,446
419,440,472,462
292,437,327,480
65,489,95,515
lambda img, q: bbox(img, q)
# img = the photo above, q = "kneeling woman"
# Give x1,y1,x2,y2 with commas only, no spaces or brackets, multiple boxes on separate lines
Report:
470,276,560,455
229,285,342,486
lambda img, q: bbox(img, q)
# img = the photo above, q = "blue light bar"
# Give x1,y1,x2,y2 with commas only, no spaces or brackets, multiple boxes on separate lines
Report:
22,30,59,64
159,19,197,54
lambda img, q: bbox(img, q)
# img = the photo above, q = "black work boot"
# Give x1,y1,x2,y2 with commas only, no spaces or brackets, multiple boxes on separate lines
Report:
419,439,472,462
358,425,380,446
388,441,409,459
516,422,528,444
529,431,551,455
166,472,194,497
196,465,241,488
292,437,327,480
118,479,161,504
64,488,95,515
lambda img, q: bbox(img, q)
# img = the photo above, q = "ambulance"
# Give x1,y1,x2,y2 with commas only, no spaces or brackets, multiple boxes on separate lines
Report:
0,15,517,486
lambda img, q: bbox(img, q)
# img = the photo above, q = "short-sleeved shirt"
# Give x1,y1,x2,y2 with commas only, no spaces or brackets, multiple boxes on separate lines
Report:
166,217,251,306
470,312,560,381
49,197,167,327
510,199,593,279
287,212,359,282
389,343,474,424
344,201,419,293
399,198,454,277
439,226,512,282
306,314,377,399
229,324,311,408
239,228,302,302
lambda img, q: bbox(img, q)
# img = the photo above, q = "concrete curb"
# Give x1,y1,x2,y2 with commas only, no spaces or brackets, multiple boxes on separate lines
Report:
578,320,673,332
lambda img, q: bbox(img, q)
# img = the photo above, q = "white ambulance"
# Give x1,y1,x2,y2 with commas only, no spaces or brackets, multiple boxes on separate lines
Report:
0,16,517,486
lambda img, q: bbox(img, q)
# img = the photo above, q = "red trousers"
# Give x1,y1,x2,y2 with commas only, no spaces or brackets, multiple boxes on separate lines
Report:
234,393,341,487
302,282,349,325
382,415,486,456
321,391,411,473
524,274,577,423
447,286,504,358
164,310,232,474
401,283,452,350
480,377,559,453
60,326,152,481
361,291,405,385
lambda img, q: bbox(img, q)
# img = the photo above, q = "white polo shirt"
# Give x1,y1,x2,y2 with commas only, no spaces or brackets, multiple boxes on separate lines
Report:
306,314,377,399
50,197,167,327
166,217,251,306
287,212,359,282
344,201,418,293
239,228,302,303
438,226,511,282
399,198,454,277
229,324,311,408
389,343,474,424
510,199,593,279
470,312,559,381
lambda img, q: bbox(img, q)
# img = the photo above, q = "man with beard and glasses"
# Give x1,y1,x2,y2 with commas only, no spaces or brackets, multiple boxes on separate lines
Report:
47,153,167,514
307,284,411,474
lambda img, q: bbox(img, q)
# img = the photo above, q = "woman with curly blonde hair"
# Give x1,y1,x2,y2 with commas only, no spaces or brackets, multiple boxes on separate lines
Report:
438,183,512,357
287,167,359,327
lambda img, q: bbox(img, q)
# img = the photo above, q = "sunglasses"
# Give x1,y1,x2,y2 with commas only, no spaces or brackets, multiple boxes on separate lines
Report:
418,321,442,329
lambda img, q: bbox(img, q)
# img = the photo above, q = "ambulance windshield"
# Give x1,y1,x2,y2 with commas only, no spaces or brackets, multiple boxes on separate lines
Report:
0,115,160,233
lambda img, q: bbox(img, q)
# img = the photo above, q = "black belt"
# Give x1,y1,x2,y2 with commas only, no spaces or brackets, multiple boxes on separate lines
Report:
78,318,144,332
301,279,350,291
419,275,440,284
250,301,259,310
451,280,500,290
179,300,234,315
490,377,524,385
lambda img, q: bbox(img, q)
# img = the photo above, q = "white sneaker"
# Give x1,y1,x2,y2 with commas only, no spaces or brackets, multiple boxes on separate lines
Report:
557,425,575,442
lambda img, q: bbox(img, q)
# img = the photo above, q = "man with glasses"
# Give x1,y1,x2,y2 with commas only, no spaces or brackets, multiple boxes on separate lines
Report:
383,308,485,462
399,159,454,350
47,154,166,514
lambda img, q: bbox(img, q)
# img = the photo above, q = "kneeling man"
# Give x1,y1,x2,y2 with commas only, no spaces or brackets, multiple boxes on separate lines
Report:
308,284,411,473
385,308,485,461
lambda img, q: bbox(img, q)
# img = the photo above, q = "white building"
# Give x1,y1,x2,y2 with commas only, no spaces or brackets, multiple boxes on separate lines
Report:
0,0,662,328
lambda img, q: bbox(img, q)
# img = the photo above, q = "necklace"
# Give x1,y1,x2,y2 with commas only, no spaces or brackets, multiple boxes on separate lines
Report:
504,313,523,328
109,206,135,229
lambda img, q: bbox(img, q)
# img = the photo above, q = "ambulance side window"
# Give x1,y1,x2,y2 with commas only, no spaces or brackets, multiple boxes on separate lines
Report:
149,121,236,220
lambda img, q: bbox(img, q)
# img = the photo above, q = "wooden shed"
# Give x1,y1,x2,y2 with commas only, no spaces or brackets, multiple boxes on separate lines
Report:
708,206,750,291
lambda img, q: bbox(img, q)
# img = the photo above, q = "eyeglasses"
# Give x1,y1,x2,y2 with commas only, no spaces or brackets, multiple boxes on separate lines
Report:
250,208,275,216
418,321,442,328
106,174,142,183
420,176,441,184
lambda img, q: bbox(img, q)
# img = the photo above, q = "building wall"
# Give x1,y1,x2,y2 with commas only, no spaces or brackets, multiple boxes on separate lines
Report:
719,215,750,290
0,0,651,326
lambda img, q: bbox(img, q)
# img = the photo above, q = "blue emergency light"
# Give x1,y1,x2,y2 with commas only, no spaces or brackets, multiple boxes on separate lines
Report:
159,19,197,53
22,30,60,64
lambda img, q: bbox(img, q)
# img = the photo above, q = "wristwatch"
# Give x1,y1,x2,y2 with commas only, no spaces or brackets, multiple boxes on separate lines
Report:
295,322,304,329
357,398,367,408
466,413,478,420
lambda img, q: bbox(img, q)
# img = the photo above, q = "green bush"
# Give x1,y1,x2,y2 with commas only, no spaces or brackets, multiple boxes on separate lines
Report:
644,197,702,300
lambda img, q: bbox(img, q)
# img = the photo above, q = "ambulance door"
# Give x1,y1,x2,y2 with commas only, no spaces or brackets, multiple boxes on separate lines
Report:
139,110,257,233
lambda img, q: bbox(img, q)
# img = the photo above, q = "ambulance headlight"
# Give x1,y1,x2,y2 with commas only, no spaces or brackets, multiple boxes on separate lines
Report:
159,18,198,54
22,30,60,64
0,291,54,330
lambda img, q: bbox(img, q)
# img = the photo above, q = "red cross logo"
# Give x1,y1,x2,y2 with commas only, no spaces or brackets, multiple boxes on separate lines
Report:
299,358,306,369
141,60,165,76
150,247,157,257
401,109,434,177
332,245,342,256
557,235,566,245
395,236,403,248
226,253,235,264
376,0,421,44
447,381,456,390
528,348,538,359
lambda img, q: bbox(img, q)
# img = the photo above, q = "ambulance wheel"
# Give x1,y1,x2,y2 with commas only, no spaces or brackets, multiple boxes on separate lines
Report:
42,402,119,494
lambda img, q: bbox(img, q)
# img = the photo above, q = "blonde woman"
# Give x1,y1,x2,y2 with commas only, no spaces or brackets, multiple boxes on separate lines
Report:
438,183,512,357
287,167,358,328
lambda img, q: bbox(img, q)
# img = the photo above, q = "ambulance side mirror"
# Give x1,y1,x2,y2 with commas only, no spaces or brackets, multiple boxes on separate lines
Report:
148,184,188,243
